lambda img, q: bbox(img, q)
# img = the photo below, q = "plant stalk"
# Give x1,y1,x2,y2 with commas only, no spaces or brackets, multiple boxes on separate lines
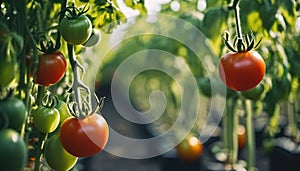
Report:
244,99,255,171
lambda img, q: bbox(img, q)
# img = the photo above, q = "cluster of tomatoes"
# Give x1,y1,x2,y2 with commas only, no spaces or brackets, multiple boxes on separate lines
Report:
0,6,108,171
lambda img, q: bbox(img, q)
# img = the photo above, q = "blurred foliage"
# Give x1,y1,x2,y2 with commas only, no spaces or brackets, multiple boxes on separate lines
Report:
96,0,300,140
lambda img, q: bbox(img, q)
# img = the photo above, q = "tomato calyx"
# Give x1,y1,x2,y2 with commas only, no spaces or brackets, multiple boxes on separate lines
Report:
40,91,59,109
39,39,59,54
223,31,262,53
60,5,89,20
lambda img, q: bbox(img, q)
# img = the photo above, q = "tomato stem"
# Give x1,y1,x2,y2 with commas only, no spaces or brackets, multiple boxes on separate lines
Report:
67,44,92,118
34,132,48,171
244,99,255,171
229,0,244,52
223,97,239,168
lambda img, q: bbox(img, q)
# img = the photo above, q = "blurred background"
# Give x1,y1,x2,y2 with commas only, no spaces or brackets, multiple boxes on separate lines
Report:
74,0,300,170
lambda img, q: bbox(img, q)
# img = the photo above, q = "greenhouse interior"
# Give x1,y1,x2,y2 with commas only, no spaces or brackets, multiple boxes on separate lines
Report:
0,0,300,171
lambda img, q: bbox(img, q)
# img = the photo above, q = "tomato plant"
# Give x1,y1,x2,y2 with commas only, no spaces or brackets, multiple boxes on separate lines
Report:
59,15,92,45
0,97,26,131
60,113,109,157
176,135,203,162
0,129,26,171
32,105,60,133
34,51,67,86
218,51,266,91
44,133,78,171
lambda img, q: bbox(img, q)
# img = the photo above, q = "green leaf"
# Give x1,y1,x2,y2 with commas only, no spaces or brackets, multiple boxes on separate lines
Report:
124,0,147,14
247,11,263,33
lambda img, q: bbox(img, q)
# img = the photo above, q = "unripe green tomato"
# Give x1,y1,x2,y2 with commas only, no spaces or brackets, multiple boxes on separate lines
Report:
59,15,92,45
32,106,60,133
55,100,72,125
0,60,18,87
0,97,26,131
0,129,26,171
45,134,78,171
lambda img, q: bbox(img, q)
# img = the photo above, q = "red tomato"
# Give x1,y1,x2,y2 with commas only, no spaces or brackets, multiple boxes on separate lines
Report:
176,136,203,161
35,51,67,86
218,51,265,91
60,114,109,157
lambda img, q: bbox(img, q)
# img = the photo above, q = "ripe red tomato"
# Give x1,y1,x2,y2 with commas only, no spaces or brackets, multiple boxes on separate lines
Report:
60,113,109,157
35,51,67,86
176,136,203,161
218,51,265,91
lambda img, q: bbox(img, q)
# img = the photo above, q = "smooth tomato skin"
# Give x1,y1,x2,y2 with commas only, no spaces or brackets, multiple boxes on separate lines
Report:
0,97,27,131
44,133,78,171
59,15,92,45
83,29,101,47
241,83,264,100
55,100,72,125
218,51,265,91
0,129,27,171
35,51,67,86
0,60,18,87
60,114,109,157
32,106,60,133
176,136,203,161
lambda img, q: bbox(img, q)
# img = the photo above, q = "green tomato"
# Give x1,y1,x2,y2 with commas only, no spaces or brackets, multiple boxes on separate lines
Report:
55,100,72,125
83,29,101,47
241,76,272,101
45,133,78,171
0,60,18,88
199,77,211,97
0,97,27,131
241,84,264,100
59,15,92,45
0,129,26,171
32,106,60,133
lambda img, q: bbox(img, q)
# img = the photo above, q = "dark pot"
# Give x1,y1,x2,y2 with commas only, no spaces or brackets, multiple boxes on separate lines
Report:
269,136,300,171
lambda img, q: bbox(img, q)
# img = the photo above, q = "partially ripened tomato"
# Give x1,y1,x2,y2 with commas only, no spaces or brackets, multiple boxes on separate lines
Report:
238,125,246,149
176,135,203,161
218,51,265,91
60,113,109,157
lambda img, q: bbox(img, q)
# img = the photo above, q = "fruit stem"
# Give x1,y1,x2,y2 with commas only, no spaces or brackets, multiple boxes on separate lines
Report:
34,132,48,171
229,0,244,52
